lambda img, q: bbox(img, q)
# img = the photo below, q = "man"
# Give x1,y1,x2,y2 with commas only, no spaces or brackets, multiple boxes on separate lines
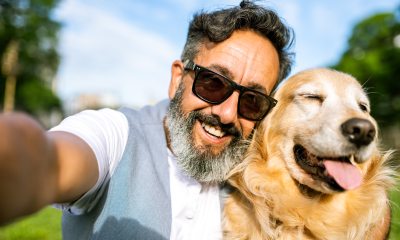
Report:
0,1,391,239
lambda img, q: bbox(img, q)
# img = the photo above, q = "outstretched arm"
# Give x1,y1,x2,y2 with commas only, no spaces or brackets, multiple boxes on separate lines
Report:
0,113,98,225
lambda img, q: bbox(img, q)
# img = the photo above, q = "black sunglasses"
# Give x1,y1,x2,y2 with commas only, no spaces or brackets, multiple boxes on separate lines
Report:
183,60,277,121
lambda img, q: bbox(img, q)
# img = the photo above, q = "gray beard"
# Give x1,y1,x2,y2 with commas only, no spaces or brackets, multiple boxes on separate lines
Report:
165,83,251,183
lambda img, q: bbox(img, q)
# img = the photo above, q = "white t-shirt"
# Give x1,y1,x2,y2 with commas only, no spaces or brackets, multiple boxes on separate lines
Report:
50,108,222,240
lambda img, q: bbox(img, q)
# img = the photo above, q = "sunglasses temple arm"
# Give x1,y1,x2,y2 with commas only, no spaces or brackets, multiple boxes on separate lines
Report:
183,59,196,71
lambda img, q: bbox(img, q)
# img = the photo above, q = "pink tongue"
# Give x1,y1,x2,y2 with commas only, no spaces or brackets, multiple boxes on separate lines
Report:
323,160,362,190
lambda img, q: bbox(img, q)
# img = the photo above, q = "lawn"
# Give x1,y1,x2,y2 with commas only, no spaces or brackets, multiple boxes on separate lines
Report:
0,207,61,240
0,190,399,239
390,188,400,239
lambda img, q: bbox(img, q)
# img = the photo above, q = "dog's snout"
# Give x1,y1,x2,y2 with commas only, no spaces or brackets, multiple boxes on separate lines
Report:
341,118,376,147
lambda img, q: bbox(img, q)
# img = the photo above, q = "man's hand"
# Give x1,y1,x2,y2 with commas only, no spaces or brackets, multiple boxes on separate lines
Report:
0,113,98,225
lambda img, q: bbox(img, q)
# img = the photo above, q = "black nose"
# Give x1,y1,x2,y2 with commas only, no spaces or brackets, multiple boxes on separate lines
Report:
341,118,376,147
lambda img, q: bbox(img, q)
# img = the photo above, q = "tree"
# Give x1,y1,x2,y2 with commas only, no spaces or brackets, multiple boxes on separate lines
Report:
0,0,62,117
332,10,400,127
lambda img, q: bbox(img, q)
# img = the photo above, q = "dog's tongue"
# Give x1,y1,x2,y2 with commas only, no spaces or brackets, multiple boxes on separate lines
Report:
323,160,362,190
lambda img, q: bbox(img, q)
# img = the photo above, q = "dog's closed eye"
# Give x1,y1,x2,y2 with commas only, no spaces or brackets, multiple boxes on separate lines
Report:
300,93,325,103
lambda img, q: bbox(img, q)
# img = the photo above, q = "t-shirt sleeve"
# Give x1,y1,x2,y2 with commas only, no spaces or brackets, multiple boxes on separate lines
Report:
49,108,129,214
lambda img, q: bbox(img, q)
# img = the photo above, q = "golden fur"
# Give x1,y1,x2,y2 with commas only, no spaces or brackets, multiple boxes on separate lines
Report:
223,68,397,240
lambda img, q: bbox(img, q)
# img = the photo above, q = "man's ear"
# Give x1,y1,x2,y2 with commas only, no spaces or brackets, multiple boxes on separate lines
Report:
169,60,184,99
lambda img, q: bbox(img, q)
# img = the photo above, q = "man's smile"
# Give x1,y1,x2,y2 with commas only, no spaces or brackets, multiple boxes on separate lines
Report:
195,119,233,149
201,122,226,138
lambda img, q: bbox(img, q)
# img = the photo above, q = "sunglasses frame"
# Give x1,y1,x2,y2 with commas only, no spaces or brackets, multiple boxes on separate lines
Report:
183,59,277,121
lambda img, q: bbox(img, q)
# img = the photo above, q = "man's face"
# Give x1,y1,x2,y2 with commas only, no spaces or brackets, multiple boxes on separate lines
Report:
166,30,280,183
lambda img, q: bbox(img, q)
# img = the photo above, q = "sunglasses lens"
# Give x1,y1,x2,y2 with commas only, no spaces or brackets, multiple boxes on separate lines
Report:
194,70,232,103
239,91,271,120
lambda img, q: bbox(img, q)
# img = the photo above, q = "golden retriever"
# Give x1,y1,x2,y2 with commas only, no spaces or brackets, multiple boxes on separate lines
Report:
223,68,396,240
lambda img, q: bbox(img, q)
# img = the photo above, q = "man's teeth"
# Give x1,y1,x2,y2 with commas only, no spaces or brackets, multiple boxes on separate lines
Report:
201,123,225,137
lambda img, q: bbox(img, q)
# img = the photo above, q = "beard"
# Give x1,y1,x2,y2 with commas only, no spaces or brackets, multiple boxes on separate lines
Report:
165,83,251,183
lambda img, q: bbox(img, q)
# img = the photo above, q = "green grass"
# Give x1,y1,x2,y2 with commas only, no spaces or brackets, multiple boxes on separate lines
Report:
0,190,399,239
0,207,61,240
390,188,400,239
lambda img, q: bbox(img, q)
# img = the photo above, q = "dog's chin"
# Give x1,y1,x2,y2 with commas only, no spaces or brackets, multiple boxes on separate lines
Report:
291,144,363,195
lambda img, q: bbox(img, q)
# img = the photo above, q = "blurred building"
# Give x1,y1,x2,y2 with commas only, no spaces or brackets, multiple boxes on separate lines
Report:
63,92,121,117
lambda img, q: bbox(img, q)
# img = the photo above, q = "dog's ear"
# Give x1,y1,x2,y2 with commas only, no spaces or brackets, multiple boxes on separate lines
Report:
169,60,184,99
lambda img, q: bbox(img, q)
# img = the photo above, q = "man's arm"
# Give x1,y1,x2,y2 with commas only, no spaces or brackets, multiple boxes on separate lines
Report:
0,113,98,225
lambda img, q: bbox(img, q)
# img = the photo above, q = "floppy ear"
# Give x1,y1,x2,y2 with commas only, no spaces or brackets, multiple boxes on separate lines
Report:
169,60,184,99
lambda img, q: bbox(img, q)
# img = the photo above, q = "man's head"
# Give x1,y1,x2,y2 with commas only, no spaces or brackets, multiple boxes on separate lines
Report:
165,0,294,183
181,0,294,84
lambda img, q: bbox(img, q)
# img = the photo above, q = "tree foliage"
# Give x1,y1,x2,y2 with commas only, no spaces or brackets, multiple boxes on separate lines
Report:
0,0,62,115
332,9,400,126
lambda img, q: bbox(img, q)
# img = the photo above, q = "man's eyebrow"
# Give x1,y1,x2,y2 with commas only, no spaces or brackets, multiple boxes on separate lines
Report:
246,83,268,94
209,64,234,81
208,64,268,94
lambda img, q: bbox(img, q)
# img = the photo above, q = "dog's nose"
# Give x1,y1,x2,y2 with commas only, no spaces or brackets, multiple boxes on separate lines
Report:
341,118,376,147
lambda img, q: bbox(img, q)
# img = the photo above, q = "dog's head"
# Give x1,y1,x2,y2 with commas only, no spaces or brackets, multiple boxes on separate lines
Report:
261,68,378,194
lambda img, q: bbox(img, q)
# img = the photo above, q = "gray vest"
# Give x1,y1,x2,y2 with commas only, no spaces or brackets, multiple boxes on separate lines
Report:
62,100,172,239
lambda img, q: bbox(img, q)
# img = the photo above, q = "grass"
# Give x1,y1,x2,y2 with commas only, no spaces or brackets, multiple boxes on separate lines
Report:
390,188,400,239
0,189,399,239
0,207,61,240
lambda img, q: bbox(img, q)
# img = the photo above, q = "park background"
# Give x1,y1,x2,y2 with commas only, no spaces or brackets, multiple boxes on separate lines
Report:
0,0,399,239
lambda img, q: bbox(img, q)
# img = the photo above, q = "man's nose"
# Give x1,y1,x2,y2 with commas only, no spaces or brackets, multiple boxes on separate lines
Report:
211,92,239,124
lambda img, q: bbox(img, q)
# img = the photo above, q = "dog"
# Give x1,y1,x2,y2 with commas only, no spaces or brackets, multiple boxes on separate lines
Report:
223,68,397,240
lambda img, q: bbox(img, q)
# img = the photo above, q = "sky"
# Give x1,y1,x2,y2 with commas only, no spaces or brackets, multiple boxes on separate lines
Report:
53,0,399,109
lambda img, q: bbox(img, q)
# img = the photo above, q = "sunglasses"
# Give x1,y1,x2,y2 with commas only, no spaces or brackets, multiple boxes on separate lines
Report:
183,60,277,121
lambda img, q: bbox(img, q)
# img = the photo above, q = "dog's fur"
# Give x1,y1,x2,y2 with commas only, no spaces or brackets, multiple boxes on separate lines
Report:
223,68,397,240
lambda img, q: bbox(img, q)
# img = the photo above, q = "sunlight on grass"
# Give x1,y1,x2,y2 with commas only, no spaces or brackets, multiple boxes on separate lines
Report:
0,207,61,240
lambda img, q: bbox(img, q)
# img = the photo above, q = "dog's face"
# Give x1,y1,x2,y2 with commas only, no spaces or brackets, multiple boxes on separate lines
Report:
263,68,378,194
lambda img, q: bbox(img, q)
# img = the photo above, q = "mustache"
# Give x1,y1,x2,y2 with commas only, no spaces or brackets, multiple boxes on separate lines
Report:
190,111,242,138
